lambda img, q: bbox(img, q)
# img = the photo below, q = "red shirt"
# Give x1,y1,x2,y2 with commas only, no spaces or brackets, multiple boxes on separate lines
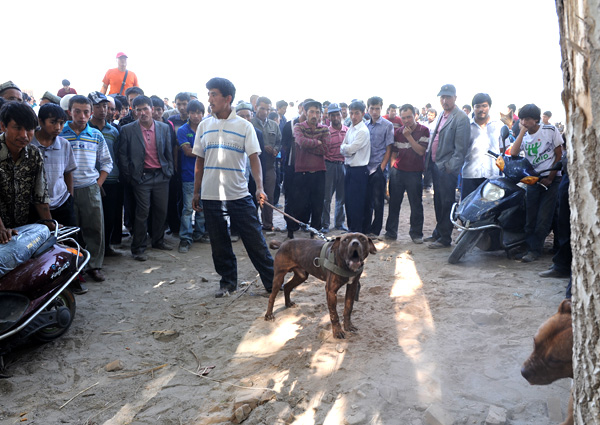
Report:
140,121,161,169
326,124,347,162
383,115,403,129
392,123,430,172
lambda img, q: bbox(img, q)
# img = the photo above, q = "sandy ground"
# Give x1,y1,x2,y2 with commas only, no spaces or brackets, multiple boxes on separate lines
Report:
0,191,572,425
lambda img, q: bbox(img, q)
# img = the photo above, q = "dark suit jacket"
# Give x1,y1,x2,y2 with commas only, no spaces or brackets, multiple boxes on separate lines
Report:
426,105,470,175
118,120,174,184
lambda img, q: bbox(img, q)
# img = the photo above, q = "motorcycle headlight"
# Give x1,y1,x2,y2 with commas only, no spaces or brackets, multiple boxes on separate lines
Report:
481,183,505,201
0,292,30,333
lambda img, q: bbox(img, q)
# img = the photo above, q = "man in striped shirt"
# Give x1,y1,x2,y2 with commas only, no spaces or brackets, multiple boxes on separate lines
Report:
60,95,113,282
192,78,273,298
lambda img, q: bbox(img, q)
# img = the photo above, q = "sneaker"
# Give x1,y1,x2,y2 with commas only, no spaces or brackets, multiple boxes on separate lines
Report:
320,228,329,234
133,253,148,261
411,237,424,244
538,268,570,278
200,234,210,244
521,252,540,263
428,241,450,249
230,235,240,242
178,241,191,253
423,236,437,243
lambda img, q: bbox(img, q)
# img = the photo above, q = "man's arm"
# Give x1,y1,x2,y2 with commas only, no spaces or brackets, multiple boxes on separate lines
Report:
0,216,18,244
380,145,393,171
192,156,204,212
511,124,527,157
117,128,131,181
100,85,108,95
65,171,74,195
447,113,471,174
97,170,108,187
33,203,56,231
540,145,563,186
249,153,267,206
341,130,370,156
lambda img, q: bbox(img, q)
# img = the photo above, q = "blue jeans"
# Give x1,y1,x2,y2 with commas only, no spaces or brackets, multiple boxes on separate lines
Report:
203,196,273,292
180,181,205,244
363,167,386,235
385,168,424,240
322,161,346,229
525,178,560,255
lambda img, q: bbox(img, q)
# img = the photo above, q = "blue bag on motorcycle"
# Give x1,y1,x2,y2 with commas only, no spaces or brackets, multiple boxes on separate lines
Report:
0,224,50,278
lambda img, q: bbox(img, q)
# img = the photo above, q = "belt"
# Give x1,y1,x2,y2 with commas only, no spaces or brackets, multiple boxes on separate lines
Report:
143,168,161,173
326,160,345,165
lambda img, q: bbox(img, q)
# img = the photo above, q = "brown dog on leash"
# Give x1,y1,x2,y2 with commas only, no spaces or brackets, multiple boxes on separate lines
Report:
521,299,573,425
264,233,376,339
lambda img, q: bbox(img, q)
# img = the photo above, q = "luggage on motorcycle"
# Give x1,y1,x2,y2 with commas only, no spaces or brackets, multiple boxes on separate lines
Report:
0,224,50,278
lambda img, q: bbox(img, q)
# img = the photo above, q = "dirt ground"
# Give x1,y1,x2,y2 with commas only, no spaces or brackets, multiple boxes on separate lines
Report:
0,191,572,425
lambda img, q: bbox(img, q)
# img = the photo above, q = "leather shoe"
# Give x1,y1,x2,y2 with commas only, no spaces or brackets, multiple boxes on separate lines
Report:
412,237,424,244
521,252,540,263
88,268,105,282
105,247,122,257
70,281,88,295
423,236,437,243
538,268,570,278
428,241,450,249
152,242,173,251
133,253,148,261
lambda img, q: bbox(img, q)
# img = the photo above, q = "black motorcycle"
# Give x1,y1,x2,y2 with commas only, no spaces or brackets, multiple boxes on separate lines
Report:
448,152,561,264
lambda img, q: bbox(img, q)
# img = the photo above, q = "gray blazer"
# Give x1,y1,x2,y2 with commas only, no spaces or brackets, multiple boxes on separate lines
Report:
118,120,174,184
426,106,471,175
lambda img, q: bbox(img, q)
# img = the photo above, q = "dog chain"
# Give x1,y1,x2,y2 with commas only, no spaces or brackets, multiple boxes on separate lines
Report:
262,200,329,241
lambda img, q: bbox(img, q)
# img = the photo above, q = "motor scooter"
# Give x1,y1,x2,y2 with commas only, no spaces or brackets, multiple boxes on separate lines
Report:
0,223,89,372
448,151,561,264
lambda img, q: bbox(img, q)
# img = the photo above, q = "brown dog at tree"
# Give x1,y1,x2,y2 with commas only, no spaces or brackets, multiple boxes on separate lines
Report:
264,233,376,339
521,299,573,425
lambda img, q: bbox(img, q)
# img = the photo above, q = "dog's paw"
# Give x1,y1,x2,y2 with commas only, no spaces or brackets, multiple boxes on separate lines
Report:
285,301,297,308
343,322,358,333
264,313,275,321
332,326,346,339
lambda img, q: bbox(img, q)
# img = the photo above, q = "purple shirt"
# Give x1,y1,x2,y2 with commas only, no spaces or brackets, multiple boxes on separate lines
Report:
326,124,348,162
431,111,450,162
366,116,394,174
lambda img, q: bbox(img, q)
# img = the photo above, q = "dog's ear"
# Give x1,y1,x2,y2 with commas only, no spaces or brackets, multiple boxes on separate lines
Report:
367,237,377,254
331,236,342,253
558,298,572,314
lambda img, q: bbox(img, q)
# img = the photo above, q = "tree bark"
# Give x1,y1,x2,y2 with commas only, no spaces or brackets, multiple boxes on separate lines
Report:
556,0,600,424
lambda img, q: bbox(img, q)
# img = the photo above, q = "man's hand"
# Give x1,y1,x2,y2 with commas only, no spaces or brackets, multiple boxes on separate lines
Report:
540,177,554,187
519,122,527,134
192,193,203,212
0,226,18,244
256,189,268,208
264,146,275,156
402,126,413,137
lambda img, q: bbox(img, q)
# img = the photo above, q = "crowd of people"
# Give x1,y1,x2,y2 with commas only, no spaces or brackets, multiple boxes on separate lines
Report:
0,53,571,297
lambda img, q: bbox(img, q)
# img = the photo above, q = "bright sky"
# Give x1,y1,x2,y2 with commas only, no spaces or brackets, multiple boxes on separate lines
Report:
3,0,565,122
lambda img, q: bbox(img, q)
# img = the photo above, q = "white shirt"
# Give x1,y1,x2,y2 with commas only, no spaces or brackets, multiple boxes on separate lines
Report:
192,110,261,201
520,124,563,176
462,118,502,179
340,121,371,167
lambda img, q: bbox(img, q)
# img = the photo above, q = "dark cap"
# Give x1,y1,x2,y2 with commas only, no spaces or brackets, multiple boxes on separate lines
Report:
42,91,61,104
236,101,253,112
88,91,109,105
0,81,21,94
327,103,341,113
437,84,456,97
303,100,322,112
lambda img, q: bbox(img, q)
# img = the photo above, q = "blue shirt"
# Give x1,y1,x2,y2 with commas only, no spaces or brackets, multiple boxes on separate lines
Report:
366,117,394,174
177,122,197,182
60,122,113,188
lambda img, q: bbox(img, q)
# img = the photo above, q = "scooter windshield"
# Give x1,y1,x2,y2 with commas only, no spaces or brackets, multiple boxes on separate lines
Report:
502,156,539,181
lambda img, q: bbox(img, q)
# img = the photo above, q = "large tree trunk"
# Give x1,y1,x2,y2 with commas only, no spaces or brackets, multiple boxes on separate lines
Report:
556,0,600,424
